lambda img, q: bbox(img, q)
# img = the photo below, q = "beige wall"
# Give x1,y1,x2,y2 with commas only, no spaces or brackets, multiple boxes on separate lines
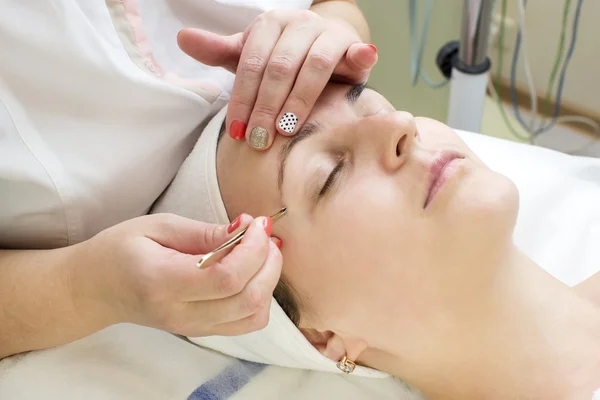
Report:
357,0,599,120
356,0,463,121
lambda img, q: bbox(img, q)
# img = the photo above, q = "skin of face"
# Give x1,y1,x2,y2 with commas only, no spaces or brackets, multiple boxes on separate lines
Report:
216,83,520,364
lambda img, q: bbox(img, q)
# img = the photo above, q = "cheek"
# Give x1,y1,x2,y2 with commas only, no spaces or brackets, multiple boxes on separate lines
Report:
333,172,421,258
285,174,426,323
217,138,284,219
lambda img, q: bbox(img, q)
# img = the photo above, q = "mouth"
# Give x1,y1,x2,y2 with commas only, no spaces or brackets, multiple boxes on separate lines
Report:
424,151,465,208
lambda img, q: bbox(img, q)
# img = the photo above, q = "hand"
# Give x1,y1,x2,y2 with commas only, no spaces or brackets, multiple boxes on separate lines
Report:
177,9,378,150
70,213,282,337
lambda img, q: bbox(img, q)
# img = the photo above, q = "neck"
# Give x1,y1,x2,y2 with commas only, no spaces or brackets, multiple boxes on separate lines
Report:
363,247,600,399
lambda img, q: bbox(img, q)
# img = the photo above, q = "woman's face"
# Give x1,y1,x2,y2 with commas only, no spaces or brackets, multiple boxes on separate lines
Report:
217,83,519,360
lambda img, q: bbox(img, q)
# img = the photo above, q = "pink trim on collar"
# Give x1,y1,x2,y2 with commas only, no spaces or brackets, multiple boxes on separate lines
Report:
107,0,225,103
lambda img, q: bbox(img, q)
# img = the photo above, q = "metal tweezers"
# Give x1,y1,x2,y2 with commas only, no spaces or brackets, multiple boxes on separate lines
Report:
197,207,287,269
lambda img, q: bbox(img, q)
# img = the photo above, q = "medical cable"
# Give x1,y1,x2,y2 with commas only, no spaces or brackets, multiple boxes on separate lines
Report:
510,0,585,138
509,0,538,134
409,0,449,88
493,0,597,149
516,0,599,151
492,0,531,141
541,0,572,122
515,0,538,130
488,70,599,154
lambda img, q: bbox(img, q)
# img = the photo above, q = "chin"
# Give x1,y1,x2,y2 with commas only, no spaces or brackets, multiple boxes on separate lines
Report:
474,171,519,221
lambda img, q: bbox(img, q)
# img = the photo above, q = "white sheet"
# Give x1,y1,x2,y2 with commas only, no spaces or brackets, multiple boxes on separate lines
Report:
1,131,599,399
457,130,600,286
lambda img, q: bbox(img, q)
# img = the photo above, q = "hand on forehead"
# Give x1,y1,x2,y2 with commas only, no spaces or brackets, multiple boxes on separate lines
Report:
177,9,378,151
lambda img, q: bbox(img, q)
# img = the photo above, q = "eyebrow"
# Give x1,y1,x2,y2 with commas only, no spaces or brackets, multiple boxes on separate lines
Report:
345,82,367,104
276,83,367,193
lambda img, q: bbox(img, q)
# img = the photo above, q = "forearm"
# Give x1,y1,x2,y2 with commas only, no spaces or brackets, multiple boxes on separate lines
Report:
575,272,600,308
0,245,113,358
310,0,370,42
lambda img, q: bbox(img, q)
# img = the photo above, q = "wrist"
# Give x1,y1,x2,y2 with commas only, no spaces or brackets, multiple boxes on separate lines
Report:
310,1,370,42
64,241,124,330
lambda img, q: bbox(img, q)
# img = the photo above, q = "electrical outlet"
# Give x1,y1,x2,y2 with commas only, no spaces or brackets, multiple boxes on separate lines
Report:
490,14,517,52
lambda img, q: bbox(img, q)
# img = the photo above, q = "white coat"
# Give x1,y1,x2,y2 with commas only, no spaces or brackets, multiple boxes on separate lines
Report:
0,0,311,248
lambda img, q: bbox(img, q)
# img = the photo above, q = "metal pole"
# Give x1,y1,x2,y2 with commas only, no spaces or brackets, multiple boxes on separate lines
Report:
446,0,495,132
458,0,495,67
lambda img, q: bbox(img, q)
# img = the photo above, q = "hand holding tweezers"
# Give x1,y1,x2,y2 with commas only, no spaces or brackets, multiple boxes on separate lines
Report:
197,208,287,269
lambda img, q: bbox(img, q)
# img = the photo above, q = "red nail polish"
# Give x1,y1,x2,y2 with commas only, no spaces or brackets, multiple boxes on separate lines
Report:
230,120,247,140
273,237,282,249
262,217,272,236
227,215,241,234
366,44,377,53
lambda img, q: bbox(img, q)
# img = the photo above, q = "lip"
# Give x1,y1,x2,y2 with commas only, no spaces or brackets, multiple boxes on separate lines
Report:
424,151,464,208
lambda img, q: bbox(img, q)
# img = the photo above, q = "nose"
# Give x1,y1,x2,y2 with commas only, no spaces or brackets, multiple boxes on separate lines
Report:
363,111,417,172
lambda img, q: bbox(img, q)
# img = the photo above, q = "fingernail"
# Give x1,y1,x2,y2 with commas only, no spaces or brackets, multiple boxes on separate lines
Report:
230,120,247,140
278,113,298,134
272,237,282,249
227,215,242,234
249,127,269,149
262,217,273,236
366,44,377,53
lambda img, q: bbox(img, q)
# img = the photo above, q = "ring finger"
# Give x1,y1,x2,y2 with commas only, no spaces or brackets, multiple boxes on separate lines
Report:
226,20,283,142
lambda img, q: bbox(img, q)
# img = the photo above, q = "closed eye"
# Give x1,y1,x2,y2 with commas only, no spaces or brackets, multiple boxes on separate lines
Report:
316,160,345,202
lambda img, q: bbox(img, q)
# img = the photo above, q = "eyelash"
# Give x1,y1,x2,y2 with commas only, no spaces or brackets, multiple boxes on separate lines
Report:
318,160,345,199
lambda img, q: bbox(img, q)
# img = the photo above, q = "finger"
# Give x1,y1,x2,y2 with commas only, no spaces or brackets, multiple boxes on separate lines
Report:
226,20,283,142
271,236,282,249
172,216,272,301
331,42,378,84
276,31,354,137
204,301,271,336
245,18,322,150
177,29,244,73
145,213,250,255
183,240,282,330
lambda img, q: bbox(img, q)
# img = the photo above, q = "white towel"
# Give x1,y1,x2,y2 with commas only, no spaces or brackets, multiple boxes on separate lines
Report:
0,324,417,400
151,106,387,378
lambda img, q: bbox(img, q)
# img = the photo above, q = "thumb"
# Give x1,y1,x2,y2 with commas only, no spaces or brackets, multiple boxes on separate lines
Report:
177,28,244,73
145,214,253,255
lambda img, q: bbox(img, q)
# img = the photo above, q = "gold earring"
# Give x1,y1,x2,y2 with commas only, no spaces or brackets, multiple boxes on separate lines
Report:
336,355,356,374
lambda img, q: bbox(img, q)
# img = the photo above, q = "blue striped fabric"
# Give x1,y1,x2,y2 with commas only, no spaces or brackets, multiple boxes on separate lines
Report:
187,360,267,400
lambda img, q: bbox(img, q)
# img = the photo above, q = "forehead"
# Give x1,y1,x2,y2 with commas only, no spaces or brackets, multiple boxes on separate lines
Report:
309,83,390,120
216,84,392,219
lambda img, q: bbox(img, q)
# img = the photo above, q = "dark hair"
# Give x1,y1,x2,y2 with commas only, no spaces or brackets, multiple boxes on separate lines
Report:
217,118,301,326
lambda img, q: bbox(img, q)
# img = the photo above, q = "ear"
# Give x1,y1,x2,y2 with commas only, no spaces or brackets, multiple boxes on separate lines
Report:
300,328,368,362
